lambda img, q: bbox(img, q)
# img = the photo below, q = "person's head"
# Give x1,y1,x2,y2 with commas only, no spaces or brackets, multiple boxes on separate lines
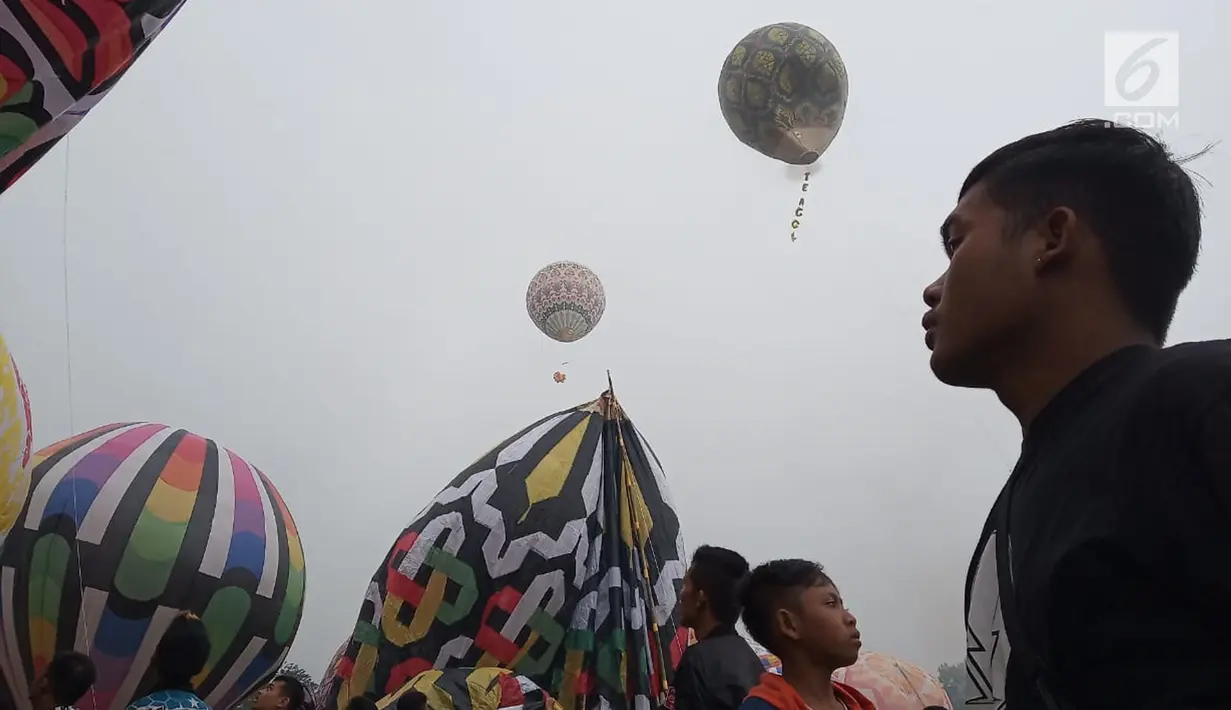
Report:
254,676,306,710
395,690,426,710
740,559,860,672
679,545,750,633
29,651,96,710
152,612,210,692
345,697,378,710
923,120,1203,389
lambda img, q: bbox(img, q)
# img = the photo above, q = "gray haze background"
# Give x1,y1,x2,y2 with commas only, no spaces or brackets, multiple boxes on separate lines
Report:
1,0,1228,682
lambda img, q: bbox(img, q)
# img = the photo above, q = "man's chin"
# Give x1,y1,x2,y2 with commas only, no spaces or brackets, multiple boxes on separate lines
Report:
929,347,984,388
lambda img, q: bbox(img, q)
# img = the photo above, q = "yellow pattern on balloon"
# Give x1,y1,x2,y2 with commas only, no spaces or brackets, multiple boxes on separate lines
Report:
0,332,32,541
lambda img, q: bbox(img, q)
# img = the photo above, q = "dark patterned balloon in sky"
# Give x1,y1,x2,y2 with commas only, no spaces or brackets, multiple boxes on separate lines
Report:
320,392,688,710
718,22,849,165
0,423,307,710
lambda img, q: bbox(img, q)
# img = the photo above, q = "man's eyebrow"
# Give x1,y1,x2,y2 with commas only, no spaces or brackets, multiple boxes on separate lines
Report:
939,214,964,254
939,214,955,243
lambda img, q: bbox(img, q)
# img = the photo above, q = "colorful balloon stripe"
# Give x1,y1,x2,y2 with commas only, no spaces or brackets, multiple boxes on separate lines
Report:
227,452,267,579
0,423,306,710
39,423,165,527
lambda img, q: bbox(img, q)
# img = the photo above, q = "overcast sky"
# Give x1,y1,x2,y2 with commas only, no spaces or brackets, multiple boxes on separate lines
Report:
1,0,1228,683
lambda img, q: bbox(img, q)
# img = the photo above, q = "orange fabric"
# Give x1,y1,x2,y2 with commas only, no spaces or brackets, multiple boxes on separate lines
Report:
747,671,876,710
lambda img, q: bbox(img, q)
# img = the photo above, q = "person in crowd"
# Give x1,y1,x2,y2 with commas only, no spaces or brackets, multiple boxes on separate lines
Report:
345,697,377,710
126,612,212,710
253,677,306,710
394,690,426,710
923,118,1231,708
737,559,871,710
29,651,96,710
668,545,764,710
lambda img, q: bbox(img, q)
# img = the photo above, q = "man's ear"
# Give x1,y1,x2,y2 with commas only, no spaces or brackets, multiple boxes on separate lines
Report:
775,608,802,642
1033,206,1079,272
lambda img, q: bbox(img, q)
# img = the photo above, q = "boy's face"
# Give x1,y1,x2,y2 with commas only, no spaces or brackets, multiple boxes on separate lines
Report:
678,566,705,628
778,583,861,668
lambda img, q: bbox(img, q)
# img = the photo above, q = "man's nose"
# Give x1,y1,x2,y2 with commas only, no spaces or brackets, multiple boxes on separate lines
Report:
922,273,945,308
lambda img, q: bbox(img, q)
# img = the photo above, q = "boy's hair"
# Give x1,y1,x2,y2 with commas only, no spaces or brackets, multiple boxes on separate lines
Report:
272,676,306,710
395,690,427,710
153,612,211,691
960,119,1205,343
46,651,96,706
740,559,833,655
688,545,751,626
346,697,378,710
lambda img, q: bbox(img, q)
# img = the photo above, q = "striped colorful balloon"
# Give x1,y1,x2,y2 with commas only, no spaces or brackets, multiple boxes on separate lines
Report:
0,331,33,547
0,423,307,710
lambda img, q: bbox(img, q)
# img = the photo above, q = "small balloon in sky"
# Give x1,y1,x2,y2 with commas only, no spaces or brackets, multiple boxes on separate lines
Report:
717,22,849,165
525,261,606,343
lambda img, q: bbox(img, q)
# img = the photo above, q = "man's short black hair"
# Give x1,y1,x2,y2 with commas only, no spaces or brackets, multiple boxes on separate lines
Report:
960,119,1205,343
395,690,427,710
346,697,378,710
154,612,210,690
273,676,306,710
46,651,96,706
740,559,833,655
688,545,751,626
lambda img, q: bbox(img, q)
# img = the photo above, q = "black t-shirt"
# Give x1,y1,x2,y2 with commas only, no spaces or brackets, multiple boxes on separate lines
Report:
668,628,764,710
963,341,1231,710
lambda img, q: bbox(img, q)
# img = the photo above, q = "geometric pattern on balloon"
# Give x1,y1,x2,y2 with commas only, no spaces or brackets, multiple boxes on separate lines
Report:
1,0,191,196
525,262,606,343
0,331,33,547
831,651,953,710
383,667,562,710
0,423,307,710
716,22,849,165
319,391,687,710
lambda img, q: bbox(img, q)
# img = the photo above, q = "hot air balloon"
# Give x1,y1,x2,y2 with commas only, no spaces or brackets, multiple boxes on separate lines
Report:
717,23,848,165
552,372,566,384
0,423,307,710
316,640,350,709
380,668,561,710
0,331,33,548
756,650,782,675
831,652,952,710
0,0,189,195
526,262,606,343
320,388,688,710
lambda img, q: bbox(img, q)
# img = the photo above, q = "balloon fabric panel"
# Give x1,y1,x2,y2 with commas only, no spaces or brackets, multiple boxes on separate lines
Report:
381,668,562,710
320,393,689,710
0,423,307,710
0,0,189,195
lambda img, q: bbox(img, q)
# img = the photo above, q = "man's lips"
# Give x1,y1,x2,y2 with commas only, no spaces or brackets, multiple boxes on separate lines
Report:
922,312,938,350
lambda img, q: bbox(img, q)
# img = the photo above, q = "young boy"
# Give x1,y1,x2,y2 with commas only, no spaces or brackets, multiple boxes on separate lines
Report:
738,560,873,710
669,546,765,710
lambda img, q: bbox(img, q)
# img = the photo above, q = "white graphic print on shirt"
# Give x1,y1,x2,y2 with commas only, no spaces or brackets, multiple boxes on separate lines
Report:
966,531,1010,708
